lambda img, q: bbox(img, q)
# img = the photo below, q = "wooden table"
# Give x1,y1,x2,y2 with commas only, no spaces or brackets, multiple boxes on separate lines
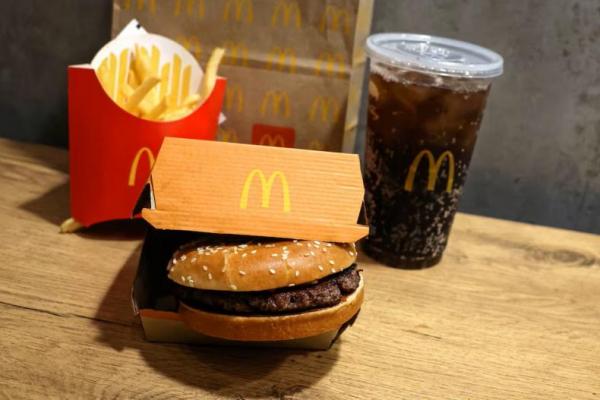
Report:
1,138,599,399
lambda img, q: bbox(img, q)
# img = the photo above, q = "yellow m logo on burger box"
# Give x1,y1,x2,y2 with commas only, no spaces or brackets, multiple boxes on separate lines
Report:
137,137,368,242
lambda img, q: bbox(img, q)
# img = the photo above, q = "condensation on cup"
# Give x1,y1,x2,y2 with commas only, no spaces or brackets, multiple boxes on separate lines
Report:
363,33,504,268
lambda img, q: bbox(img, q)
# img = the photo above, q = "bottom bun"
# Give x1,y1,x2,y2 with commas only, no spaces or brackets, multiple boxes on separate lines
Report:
179,275,364,341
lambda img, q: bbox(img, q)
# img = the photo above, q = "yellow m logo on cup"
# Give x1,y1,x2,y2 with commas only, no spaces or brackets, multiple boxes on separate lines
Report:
239,169,291,212
309,96,339,122
123,0,156,13
267,47,297,73
223,41,249,66
128,147,155,187
319,5,351,34
404,150,455,193
271,0,301,28
173,0,205,17
223,0,254,23
315,52,346,77
260,90,291,118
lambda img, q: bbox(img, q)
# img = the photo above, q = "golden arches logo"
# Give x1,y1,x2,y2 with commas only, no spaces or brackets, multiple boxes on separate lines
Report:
177,35,202,60
271,0,301,28
315,52,346,77
267,47,297,73
308,139,324,150
319,5,351,34
123,0,156,13
218,128,239,143
223,41,249,66
404,150,455,193
173,0,205,18
128,147,155,187
239,169,291,212
260,90,290,118
223,0,254,23
259,134,286,147
225,84,244,112
309,96,339,122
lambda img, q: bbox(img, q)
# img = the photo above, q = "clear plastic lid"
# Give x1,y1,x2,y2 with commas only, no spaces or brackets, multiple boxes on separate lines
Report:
366,33,503,79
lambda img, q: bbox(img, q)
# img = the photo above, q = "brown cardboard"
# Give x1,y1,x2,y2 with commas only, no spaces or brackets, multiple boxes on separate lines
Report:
140,137,368,242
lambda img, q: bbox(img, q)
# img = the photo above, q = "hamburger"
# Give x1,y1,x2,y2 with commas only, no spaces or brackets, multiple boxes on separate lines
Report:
166,238,364,341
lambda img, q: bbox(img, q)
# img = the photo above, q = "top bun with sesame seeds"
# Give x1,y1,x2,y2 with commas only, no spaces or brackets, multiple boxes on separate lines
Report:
167,239,357,292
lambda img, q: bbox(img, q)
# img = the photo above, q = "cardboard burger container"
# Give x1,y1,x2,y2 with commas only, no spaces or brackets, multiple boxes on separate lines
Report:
67,20,225,227
132,138,369,349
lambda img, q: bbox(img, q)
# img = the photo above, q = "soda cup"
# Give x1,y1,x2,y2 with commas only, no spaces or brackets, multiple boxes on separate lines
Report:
363,33,503,268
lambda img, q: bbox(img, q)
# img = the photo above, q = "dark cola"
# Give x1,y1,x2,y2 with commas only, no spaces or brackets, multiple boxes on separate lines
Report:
363,63,491,268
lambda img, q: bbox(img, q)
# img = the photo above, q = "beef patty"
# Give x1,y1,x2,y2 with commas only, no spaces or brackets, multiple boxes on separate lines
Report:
176,265,360,315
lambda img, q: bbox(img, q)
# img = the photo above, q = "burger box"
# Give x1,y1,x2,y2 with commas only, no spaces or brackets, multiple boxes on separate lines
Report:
131,138,369,349
68,20,226,227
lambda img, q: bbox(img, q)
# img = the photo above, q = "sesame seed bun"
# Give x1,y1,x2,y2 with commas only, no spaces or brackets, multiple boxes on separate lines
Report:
167,239,357,292
179,274,364,341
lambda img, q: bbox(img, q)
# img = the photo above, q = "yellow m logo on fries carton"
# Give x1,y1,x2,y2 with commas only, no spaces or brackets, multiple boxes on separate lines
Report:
223,0,254,23
404,150,455,193
271,0,301,28
239,169,291,212
309,96,339,122
128,147,155,187
138,138,368,242
267,47,297,73
319,5,352,34
260,90,291,118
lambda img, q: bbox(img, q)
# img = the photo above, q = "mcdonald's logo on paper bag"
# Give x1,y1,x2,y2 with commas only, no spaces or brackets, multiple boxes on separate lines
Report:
319,5,352,34
271,0,302,28
308,139,324,151
309,96,339,122
223,41,249,66
260,90,291,118
315,52,347,77
139,138,368,242
123,0,156,13
128,147,155,187
239,169,291,212
404,150,455,193
267,47,297,73
218,128,240,143
223,0,254,23
252,124,295,148
225,84,244,112
173,0,205,18
177,35,202,60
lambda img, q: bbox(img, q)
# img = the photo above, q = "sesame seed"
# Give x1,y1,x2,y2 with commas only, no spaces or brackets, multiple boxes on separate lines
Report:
197,248,203,254
313,240,321,245
239,270,246,276
318,265,324,271
180,255,187,261
265,244,275,248
269,268,276,275
202,265,208,271
331,268,337,273
348,251,356,256
288,283,295,287
239,244,248,248
251,249,257,254
242,253,247,258
310,251,315,256
293,240,299,243
282,254,288,260
230,284,237,290
283,246,288,251
322,248,327,253
173,258,178,265
208,272,213,280
296,242,303,246
304,253,310,257
191,257,197,263
221,266,226,273
307,243,312,248
272,253,279,257
328,260,335,265
326,243,332,247
295,270,300,277
180,276,185,282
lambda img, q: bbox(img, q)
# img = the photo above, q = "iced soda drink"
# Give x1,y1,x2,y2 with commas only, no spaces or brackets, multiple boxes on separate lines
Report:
363,34,503,268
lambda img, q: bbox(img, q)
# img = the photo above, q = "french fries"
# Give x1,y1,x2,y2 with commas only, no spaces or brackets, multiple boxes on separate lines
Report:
95,46,225,122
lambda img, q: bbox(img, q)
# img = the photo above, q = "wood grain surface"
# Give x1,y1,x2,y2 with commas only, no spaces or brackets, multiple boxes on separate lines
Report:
0,138,599,400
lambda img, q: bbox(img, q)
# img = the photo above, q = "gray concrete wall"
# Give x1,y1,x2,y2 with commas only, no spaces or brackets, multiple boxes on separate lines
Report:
0,0,599,234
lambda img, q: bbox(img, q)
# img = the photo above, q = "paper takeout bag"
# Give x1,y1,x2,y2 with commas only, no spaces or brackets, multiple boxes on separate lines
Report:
68,21,226,227
112,0,373,152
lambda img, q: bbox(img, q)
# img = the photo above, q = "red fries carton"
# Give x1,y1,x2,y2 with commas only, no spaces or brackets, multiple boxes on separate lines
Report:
67,21,226,227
